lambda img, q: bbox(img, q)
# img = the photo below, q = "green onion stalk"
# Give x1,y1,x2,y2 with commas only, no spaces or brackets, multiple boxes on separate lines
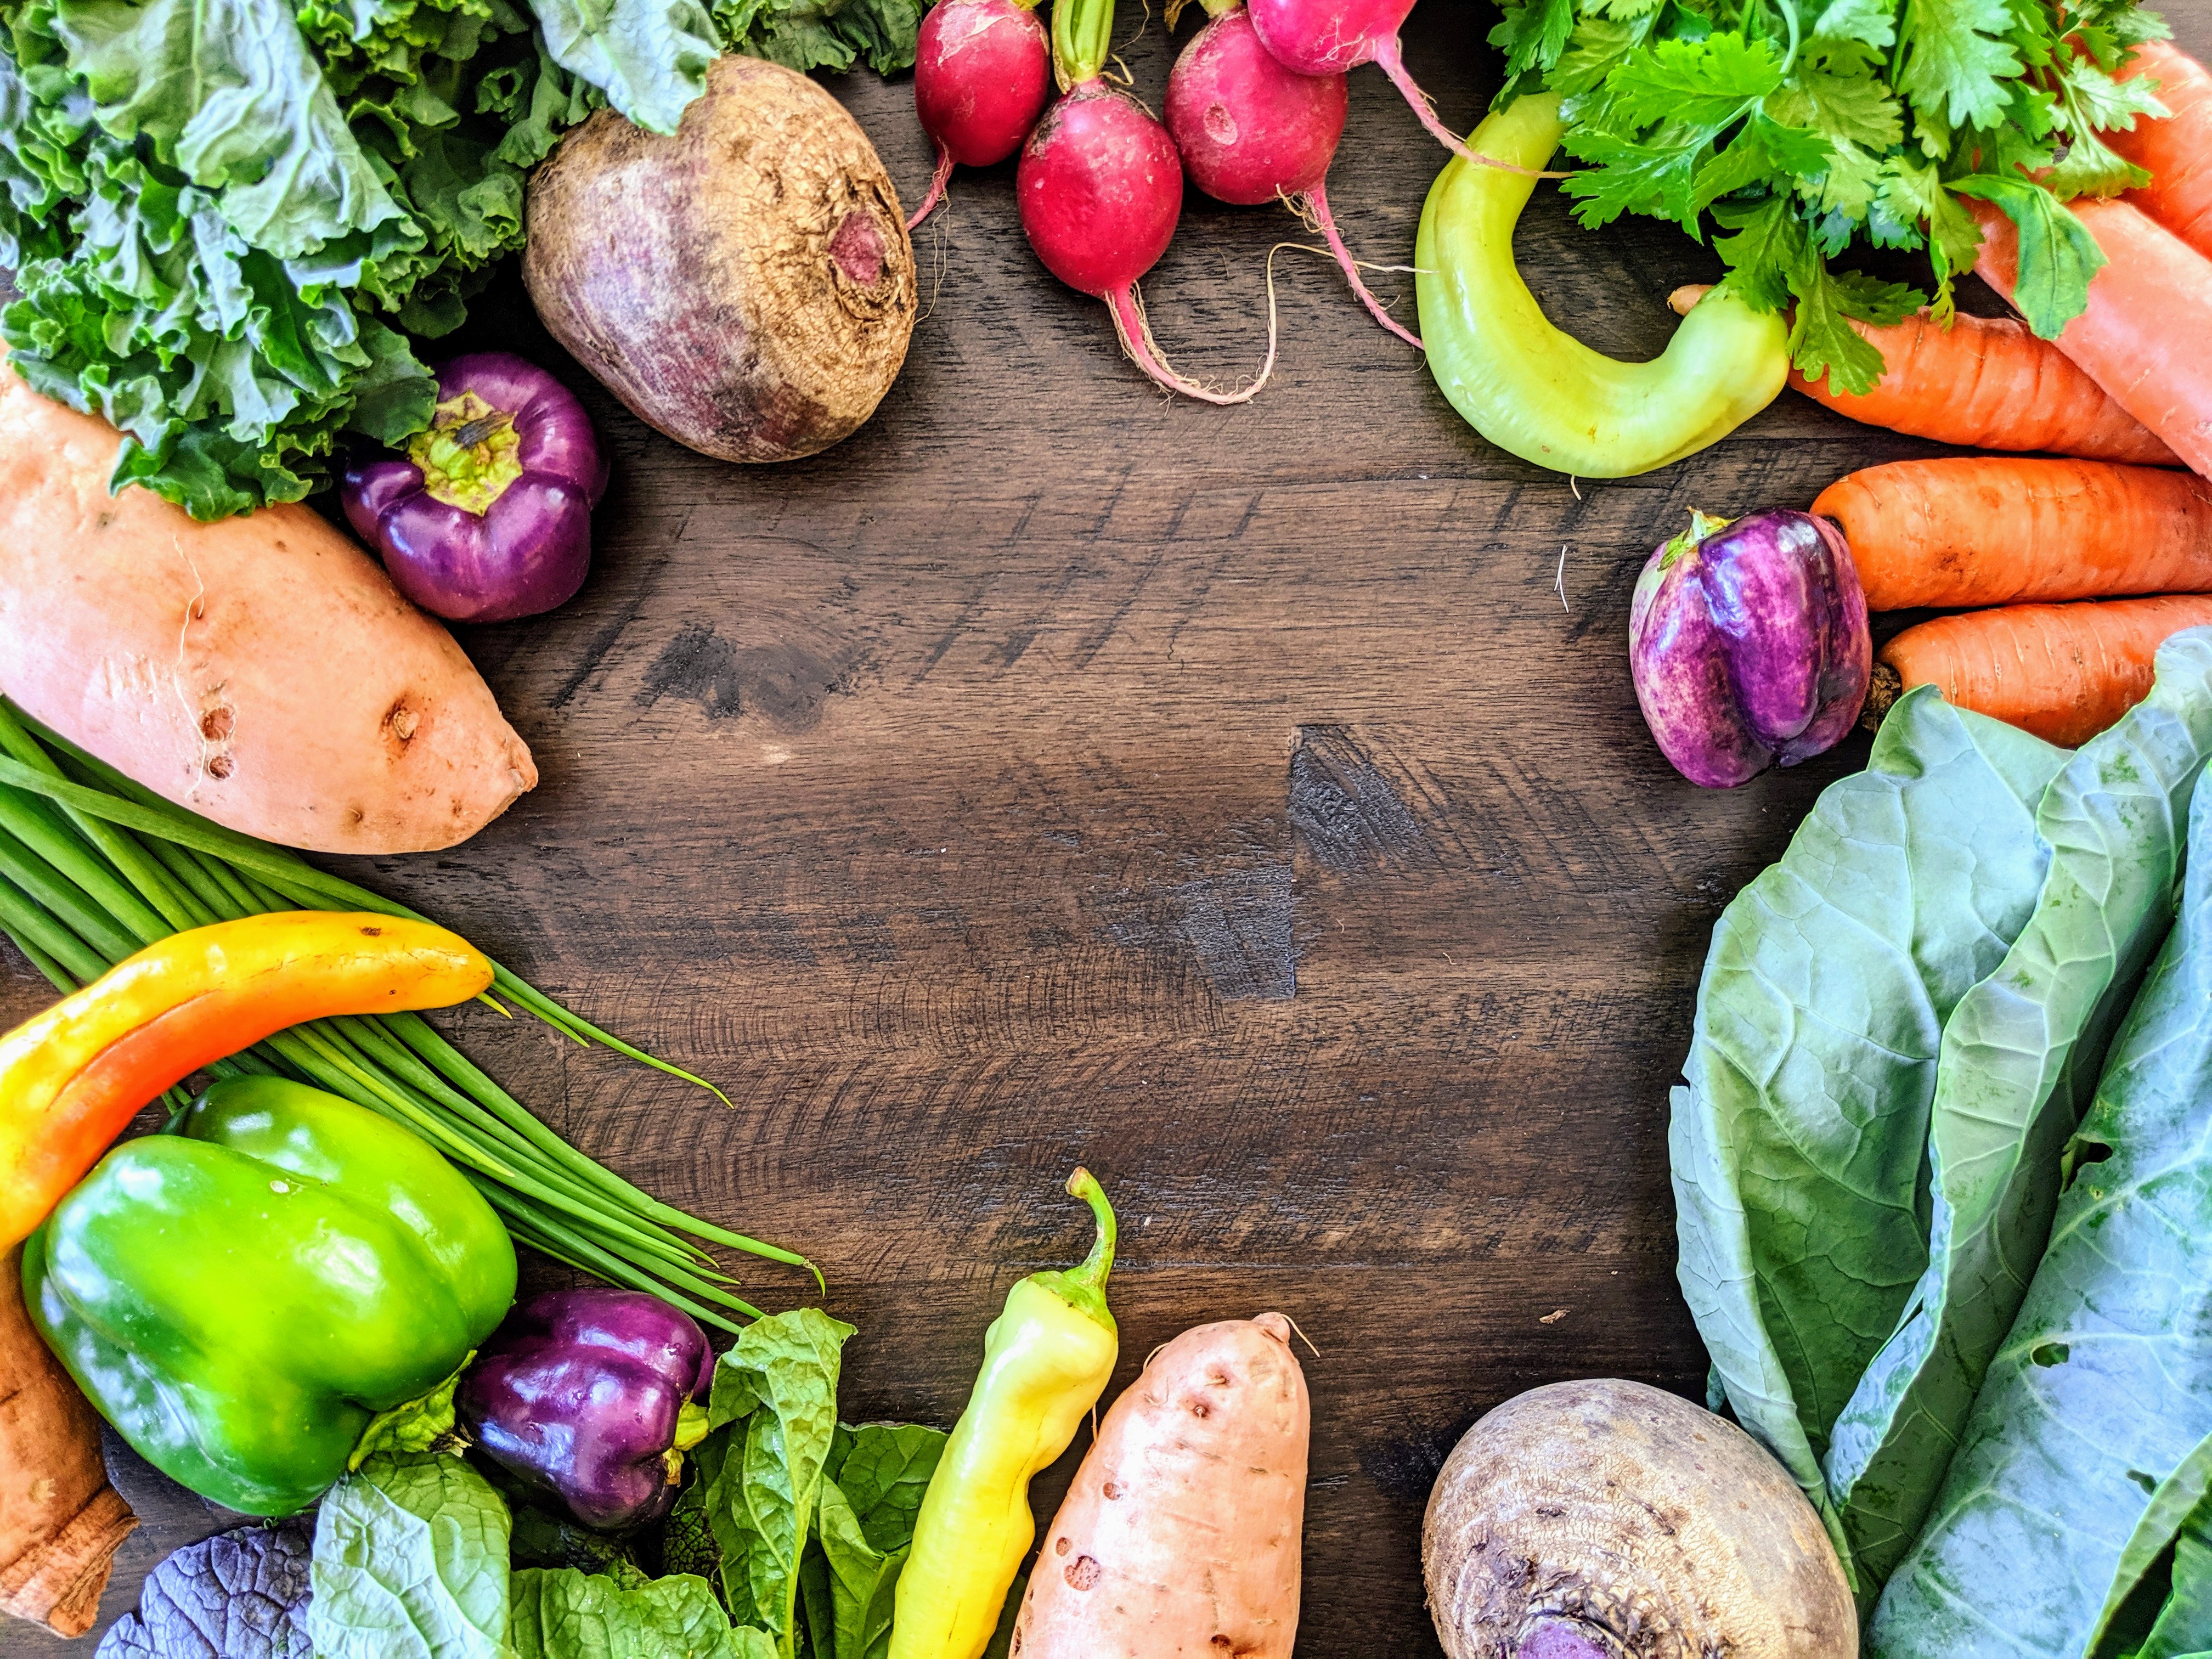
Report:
0,697,812,1331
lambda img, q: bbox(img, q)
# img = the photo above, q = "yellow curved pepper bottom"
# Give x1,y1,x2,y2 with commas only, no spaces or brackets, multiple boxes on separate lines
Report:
1416,92,1790,477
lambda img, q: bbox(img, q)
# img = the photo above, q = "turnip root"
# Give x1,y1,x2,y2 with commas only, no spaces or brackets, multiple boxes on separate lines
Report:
1011,1312,1308,1657
1423,1379,1854,1659
1,1248,136,1636
0,356,538,856
525,55,916,465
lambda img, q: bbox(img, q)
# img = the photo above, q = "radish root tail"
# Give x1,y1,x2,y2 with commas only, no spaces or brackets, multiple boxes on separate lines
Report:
905,145,955,232
1370,37,1569,180
1300,182,1423,350
1104,258,1279,405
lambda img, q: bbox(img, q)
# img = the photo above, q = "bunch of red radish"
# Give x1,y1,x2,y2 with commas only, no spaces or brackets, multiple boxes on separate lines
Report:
905,0,1471,400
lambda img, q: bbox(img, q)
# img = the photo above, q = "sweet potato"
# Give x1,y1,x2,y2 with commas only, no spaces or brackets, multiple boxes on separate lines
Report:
1011,1312,1309,1658
1,1246,136,1637
0,357,538,854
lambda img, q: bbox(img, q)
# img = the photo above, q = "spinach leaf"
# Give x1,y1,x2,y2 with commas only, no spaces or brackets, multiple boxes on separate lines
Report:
704,1308,856,1657
509,1568,770,1659
1831,631,2212,1594
800,1425,947,1659
1870,764,2212,1654
307,1452,512,1659
1672,687,2068,1573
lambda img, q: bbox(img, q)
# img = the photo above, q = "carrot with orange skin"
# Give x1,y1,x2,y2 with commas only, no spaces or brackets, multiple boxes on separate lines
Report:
1667,285,2176,464
1865,596,2212,746
1973,198,2212,476
2112,40,2212,259
1812,457,2212,610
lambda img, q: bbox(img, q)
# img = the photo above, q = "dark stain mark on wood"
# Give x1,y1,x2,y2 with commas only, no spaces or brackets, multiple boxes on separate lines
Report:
635,619,867,730
1107,865,1296,1003
1290,726,1429,874
1358,1421,1469,1503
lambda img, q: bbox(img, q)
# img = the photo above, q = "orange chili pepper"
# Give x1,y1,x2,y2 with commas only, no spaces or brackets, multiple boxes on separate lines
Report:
0,911,493,1247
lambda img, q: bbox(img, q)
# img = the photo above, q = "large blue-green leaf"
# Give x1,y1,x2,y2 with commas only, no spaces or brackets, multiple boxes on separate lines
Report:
529,0,719,135
1671,687,2068,1579
1831,630,2212,1594
1869,752,2212,1654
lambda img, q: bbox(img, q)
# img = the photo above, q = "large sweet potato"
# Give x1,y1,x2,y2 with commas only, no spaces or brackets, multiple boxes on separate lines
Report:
0,1247,135,1637
1012,1313,1309,1658
523,54,916,465
0,359,537,854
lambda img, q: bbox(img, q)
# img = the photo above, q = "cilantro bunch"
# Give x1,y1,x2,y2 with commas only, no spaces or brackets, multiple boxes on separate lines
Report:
1488,0,2172,392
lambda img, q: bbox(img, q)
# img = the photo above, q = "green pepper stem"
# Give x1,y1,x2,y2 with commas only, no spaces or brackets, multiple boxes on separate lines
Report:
1051,0,1114,91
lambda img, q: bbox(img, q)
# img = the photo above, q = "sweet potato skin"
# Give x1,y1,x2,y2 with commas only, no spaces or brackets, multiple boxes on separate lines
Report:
1012,1312,1309,1658
1,1247,136,1636
0,359,537,855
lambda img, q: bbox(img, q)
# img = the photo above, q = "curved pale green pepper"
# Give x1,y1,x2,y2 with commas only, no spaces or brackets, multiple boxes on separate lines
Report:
1415,92,1789,477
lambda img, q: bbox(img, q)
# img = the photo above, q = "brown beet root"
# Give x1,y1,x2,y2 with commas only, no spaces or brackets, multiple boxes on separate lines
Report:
524,55,916,465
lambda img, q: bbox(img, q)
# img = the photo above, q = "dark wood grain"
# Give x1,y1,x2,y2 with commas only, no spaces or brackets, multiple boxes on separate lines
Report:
8,4,2210,1649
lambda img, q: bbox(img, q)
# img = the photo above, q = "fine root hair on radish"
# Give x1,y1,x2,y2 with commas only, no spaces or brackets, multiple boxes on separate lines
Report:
1105,244,1289,405
904,145,955,232
1279,185,1421,348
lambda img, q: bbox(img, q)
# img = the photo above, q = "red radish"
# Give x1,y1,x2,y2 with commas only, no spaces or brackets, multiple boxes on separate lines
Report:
1246,0,1481,165
1017,0,1275,404
906,0,1052,230
1166,2,1419,348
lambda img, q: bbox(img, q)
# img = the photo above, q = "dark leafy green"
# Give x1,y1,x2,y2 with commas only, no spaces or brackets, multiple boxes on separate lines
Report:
2094,1437,2212,1659
1869,768,2212,1654
509,1567,772,1659
307,1453,512,1659
1672,687,2068,1579
1486,0,2171,391
800,1423,949,1659
1829,631,2212,1592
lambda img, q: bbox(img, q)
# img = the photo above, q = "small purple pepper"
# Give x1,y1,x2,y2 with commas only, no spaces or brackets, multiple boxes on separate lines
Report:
457,1288,714,1531
1629,509,1871,789
342,353,610,624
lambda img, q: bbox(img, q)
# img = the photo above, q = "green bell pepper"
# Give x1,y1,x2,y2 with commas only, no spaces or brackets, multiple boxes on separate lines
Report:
24,1077,516,1516
1415,92,1789,477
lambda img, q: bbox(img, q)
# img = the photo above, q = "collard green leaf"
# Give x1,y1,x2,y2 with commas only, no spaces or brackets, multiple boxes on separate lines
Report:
1869,746,2212,1656
1830,631,2212,1596
799,1423,949,1659
96,1522,316,1659
2094,1437,2212,1659
1672,689,2067,1581
307,1452,512,1659
704,1308,857,1658
509,1568,770,1659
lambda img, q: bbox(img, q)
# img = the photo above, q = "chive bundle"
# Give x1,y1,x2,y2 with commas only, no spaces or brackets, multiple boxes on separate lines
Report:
0,697,807,1331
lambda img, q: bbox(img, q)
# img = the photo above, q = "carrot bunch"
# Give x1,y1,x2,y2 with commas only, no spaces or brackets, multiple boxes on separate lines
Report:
1815,458,2212,746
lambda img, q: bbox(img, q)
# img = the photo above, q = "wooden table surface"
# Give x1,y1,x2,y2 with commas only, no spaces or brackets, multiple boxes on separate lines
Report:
9,3,2210,1649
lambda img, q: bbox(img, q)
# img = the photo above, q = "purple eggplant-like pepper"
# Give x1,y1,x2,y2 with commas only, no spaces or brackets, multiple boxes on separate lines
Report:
456,1288,714,1531
342,353,609,624
1629,509,1871,789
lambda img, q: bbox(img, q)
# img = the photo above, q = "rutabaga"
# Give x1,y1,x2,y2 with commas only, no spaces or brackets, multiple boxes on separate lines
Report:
1871,774,2212,1655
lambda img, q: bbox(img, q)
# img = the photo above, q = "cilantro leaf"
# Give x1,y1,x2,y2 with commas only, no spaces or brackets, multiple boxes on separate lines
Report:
1562,126,1711,232
1896,0,2021,143
1786,258,1888,395
1765,62,1906,150
1604,31,1786,129
1712,192,1806,312
1488,0,1575,86
1953,171,2107,337
1810,0,1898,51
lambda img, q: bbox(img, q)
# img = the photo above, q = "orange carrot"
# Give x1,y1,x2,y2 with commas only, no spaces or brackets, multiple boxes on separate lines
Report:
1865,595,2212,746
1973,198,2212,477
2112,40,2212,260
1812,456,2212,609
1667,284,2177,464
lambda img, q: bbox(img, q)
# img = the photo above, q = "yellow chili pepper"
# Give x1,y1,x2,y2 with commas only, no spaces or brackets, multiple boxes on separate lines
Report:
889,1169,1119,1659
0,911,493,1248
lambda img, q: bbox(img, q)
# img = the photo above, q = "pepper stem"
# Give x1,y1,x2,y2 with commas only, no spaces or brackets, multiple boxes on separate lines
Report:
1032,1167,1118,1330
1051,0,1114,91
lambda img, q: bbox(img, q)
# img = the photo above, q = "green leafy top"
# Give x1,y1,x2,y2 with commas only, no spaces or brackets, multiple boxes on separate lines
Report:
1488,0,2172,392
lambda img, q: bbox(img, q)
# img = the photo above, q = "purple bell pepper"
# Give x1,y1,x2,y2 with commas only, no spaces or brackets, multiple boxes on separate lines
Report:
456,1288,714,1531
1629,509,1871,789
341,353,609,625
